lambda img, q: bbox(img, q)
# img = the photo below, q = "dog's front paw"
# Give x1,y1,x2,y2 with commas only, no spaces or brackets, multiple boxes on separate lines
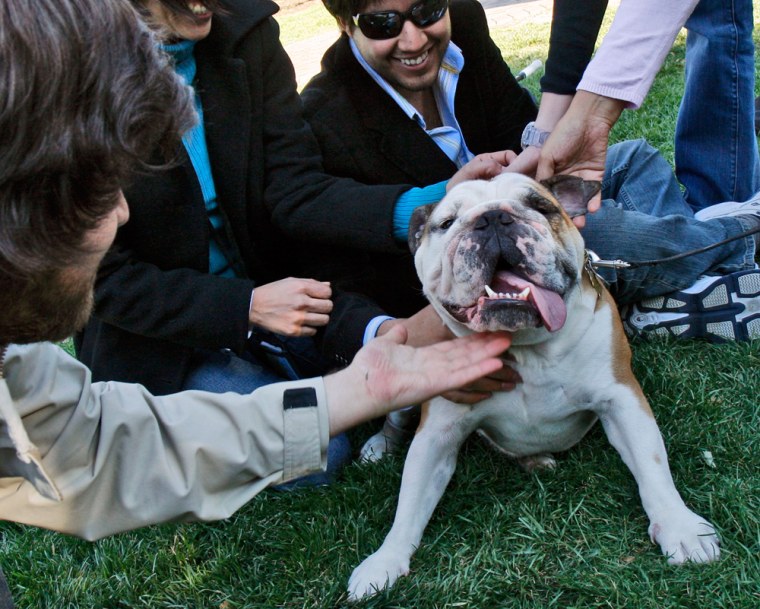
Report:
347,550,409,600
649,509,720,564
517,453,557,472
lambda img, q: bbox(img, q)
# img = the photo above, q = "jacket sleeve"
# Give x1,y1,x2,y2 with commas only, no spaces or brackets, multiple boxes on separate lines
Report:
0,343,330,540
578,0,700,107
540,0,609,95
92,235,255,355
318,289,389,367
250,18,412,254
461,0,537,152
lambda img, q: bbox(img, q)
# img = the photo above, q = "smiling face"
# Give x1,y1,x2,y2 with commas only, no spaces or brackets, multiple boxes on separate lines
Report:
141,0,214,41
343,0,451,105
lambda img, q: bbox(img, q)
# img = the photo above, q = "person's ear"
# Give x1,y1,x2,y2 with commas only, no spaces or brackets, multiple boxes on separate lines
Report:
338,17,353,37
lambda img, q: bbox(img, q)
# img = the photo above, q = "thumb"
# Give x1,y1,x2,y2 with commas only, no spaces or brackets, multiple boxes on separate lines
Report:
535,151,556,181
489,149,517,167
379,323,409,346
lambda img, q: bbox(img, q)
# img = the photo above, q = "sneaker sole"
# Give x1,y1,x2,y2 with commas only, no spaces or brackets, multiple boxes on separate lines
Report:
621,270,760,342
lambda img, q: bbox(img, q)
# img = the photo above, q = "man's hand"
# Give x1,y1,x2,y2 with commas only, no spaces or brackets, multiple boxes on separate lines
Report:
447,151,517,191
249,277,332,336
324,325,511,435
536,91,625,228
378,306,519,405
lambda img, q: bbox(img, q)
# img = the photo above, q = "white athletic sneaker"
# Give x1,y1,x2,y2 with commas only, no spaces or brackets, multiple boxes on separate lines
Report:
620,269,760,342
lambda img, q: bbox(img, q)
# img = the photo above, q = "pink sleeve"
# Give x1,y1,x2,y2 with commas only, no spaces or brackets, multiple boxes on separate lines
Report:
578,0,700,108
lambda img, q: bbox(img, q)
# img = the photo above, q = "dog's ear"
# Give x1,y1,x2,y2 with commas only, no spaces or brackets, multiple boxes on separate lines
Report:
540,175,601,218
408,204,436,254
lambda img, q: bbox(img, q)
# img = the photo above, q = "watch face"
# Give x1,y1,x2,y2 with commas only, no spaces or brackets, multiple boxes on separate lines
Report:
521,123,549,149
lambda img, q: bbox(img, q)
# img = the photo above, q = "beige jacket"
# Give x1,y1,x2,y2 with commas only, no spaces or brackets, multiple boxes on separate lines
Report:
0,342,330,540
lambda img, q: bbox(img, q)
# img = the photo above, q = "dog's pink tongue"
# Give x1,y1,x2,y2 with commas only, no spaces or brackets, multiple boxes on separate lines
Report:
492,271,567,332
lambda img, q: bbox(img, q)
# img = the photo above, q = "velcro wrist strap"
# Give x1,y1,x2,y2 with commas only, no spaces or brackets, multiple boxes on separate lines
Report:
283,387,317,410
282,387,321,480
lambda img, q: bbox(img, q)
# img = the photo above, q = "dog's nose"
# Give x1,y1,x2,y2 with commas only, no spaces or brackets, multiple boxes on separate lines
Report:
475,210,514,230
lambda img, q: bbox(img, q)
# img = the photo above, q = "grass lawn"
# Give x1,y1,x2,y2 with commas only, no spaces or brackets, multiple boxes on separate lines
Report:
2,4,759,608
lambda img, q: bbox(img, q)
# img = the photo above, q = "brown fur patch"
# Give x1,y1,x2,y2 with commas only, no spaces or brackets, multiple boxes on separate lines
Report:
607,290,654,418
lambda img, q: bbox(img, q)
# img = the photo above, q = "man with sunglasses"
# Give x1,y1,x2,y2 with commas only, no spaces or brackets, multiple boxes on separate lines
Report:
301,0,760,345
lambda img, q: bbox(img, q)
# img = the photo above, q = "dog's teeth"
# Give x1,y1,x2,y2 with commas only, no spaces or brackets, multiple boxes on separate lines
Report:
486,286,531,300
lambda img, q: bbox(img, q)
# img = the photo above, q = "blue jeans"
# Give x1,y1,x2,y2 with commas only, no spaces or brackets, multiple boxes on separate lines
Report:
182,338,352,487
676,0,760,210
582,140,757,304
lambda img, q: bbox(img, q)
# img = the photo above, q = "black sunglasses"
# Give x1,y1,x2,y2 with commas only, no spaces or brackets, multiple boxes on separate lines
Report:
352,0,450,40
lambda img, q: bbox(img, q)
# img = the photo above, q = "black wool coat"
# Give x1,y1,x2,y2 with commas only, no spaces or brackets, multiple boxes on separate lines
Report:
76,0,408,393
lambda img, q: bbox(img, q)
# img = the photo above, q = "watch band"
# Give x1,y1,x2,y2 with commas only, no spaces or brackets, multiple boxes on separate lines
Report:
520,121,551,150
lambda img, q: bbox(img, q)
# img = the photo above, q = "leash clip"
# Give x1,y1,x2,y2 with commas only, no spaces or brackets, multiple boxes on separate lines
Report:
586,250,632,269
583,250,607,297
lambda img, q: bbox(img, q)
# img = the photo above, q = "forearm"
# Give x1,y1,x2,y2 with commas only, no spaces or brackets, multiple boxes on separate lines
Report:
578,0,699,107
534,92,573,131
257,20,409,253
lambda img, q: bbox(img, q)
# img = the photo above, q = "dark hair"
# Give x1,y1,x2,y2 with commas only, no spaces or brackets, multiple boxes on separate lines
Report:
322,0,371,24
0,0,195,343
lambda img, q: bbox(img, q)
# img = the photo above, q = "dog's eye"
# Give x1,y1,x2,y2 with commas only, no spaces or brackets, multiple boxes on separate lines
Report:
527,192,560,216
437,218,456,231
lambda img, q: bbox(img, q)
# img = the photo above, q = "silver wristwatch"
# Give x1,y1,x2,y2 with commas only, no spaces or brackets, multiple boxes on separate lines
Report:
520,121,551,150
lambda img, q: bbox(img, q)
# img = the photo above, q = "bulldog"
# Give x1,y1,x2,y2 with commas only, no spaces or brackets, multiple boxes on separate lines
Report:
347,173,720,600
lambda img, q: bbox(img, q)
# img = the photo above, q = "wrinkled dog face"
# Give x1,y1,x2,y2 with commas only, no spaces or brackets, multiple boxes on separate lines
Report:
410,173,599,335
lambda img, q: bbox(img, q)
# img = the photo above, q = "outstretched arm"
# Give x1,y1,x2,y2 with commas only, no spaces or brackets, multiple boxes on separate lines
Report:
3,332,508,539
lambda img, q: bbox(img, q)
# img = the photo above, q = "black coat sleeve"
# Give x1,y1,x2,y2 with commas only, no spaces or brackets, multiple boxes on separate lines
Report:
251,19,412,254
454,0,538,153
540,0,609,94
91,168,255,356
